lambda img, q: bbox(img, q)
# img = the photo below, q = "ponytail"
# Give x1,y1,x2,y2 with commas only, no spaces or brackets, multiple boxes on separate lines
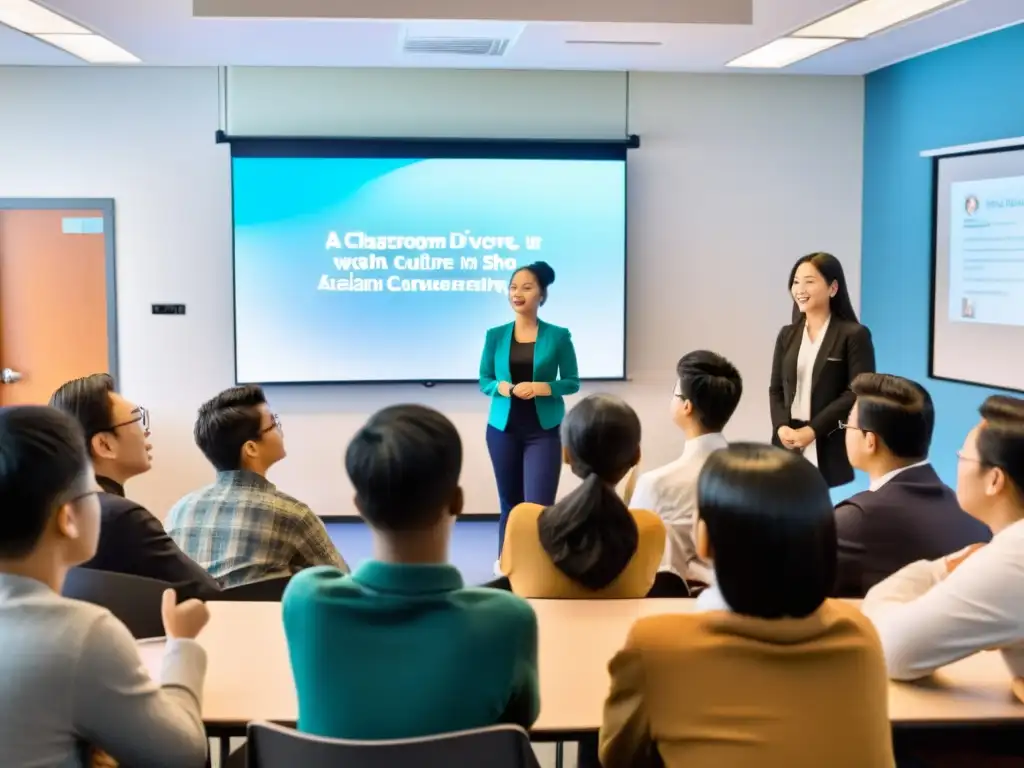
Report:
537,474,640,591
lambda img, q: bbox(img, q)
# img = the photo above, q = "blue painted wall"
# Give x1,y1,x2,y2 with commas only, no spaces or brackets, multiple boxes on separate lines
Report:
861,22,1024,486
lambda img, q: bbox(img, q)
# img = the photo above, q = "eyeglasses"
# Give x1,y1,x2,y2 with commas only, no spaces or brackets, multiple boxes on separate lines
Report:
830,420,867,437
100,406,149,435
258,413,282,437
956,450,983,464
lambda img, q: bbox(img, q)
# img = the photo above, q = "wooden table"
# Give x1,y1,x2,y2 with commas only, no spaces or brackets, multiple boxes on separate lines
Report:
139,599,1024,739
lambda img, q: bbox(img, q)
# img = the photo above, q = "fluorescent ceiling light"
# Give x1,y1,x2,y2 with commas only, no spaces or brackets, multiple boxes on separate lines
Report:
37,33,140,63
0,0,88,34
727,37,844,68
793,0,960,40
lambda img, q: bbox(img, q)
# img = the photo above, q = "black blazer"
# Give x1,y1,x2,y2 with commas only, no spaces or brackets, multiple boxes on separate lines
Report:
82,476,221,600
769,317,875,487
833,464,991,597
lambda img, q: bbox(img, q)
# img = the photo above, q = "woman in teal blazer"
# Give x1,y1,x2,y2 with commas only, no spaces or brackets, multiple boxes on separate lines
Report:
479,261,580,561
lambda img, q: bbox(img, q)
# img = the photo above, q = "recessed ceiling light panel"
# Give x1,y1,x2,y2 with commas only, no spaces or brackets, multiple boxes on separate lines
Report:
793,0,961,40
727,37,845,69
0,0,88,34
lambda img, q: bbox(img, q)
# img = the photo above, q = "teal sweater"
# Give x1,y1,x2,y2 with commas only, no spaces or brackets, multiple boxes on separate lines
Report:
283,562,540,740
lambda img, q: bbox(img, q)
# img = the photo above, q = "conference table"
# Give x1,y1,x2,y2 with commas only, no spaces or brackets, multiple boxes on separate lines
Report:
138,599,1024,744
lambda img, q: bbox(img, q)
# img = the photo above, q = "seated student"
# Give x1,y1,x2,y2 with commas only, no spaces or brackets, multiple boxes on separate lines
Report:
600,443,895,768
283,404,539,739
501,394,665,598
167,385,346,588
0,405,210,768
630,350,742,587
863,395,1024,681
835,373,990,596
50,374,220,599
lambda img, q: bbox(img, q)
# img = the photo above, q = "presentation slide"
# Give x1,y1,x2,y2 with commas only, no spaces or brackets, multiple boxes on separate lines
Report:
231,147,627,384
932,147,1024,391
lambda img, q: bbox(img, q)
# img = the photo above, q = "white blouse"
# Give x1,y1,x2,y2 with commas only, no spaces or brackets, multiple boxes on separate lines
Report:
791,315,831,467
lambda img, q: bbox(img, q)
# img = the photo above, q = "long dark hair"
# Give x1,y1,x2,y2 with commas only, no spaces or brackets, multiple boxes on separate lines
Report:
698,443,837,619
537,394,641,590
789,252,858,324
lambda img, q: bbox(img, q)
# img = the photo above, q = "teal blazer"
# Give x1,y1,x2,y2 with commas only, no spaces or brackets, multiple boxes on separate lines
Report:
479,320,580,431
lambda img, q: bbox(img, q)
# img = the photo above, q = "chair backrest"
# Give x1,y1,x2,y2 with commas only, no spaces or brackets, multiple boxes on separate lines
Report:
210,576,291,602
646,570,691,598
62,567,169,639
480,576,512,591
246,721,540,768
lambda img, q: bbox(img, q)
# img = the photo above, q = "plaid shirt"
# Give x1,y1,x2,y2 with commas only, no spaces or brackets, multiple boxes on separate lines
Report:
166,470,347,588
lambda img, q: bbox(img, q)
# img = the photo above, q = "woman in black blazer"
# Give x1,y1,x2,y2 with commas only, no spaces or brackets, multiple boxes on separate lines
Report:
769,252,875,488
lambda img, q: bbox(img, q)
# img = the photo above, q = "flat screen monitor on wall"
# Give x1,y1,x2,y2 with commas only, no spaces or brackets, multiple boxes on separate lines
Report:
229,138,628,385
931,146,1024,392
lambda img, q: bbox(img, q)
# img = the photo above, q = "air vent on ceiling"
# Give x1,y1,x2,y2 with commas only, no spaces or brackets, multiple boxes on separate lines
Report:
403,36,511,56
565,40,663,46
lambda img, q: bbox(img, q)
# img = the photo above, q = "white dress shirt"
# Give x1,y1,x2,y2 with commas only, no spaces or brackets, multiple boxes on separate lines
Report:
791,315,831,467
868,460,930,492
630,433,728,584
862,517,1024,681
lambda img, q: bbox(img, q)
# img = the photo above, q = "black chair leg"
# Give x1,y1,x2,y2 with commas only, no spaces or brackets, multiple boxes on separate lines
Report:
577,734,601,768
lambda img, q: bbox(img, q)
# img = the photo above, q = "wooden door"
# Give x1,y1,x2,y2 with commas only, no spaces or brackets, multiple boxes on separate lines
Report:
0,208,111,406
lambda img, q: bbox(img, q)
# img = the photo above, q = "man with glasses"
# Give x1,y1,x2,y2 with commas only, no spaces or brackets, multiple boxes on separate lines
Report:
834,373,989,597
630,350,742,590
166,385,347,588
50,374,220,598
863,394,1024,682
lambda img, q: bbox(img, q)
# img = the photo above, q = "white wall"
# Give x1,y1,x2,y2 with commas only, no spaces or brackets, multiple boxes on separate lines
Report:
0,66,863,518
226,67,630,138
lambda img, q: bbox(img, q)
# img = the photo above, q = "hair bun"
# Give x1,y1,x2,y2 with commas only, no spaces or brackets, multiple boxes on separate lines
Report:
530,261,555,288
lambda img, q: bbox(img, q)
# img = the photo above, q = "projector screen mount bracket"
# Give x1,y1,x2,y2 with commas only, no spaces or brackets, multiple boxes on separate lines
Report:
214,130,640,150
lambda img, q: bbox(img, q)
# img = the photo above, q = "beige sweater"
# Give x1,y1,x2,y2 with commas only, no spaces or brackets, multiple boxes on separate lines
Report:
500,502,665,599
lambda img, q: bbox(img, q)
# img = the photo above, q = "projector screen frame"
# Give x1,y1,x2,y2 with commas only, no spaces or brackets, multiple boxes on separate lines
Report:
225,133,638,387
928,141,1024,395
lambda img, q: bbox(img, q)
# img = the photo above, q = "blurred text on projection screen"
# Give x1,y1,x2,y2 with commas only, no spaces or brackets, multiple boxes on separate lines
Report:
932,146,1024,392
231,151,627,384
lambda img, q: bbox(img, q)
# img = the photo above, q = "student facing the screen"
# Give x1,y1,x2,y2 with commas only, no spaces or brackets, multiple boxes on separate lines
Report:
0,406,210,768
501,394,665,599
49,374,220,599
834,373,990,597
283,404,539,740
863,395,1024,682
630,350,743,588
599,444,894,768
479,261,580,568
769,252,876,488
166,385,346,588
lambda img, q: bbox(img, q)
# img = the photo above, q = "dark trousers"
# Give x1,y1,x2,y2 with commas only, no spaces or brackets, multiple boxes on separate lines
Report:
486,422,562,555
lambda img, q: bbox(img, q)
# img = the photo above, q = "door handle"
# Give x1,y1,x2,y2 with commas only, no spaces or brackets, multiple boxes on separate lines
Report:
1,368,22,384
